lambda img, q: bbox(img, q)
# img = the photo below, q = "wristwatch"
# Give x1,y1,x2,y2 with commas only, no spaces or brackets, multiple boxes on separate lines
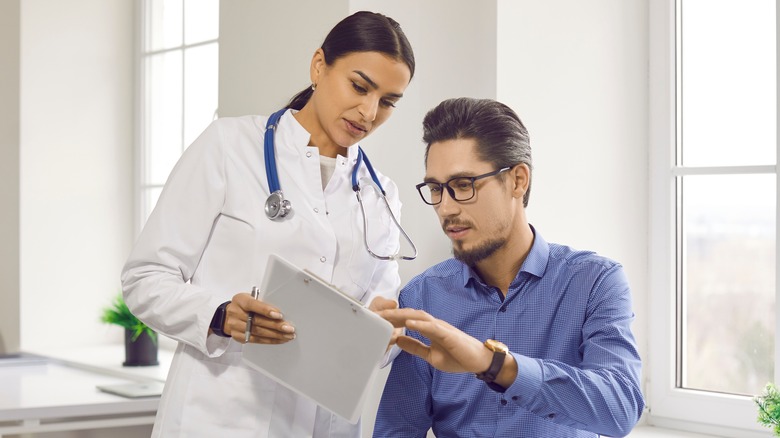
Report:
475,339,508,384
209,301,232,338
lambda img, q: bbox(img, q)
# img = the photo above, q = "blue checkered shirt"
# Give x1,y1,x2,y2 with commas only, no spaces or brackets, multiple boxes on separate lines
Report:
373,227,644,438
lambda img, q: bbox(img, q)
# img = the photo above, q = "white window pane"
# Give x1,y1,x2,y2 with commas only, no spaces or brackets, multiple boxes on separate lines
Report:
681,174,776,395
147,51,183,186
680,0,776,167
146,0,183,52
184,0,219,45
184,43,219,147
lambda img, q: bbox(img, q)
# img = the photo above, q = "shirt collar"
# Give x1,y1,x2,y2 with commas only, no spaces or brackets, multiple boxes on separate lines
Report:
278,109,359,165
460,224,549,288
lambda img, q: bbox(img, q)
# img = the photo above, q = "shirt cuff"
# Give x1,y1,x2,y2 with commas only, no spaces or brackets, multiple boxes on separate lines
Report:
379,344,403,368
503,352,543,403
205,333,231,357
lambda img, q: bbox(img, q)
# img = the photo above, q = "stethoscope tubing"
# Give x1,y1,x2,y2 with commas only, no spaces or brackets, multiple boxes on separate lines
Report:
263,108,417,261
264,109,284,193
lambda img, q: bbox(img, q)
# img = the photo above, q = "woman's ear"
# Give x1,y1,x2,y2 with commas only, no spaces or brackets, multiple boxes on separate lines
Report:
309,48,326,86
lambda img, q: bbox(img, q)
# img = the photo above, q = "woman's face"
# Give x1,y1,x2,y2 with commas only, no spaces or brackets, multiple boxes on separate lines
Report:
302,50,412,157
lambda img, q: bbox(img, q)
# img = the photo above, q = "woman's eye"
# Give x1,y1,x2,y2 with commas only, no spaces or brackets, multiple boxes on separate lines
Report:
380,99,397,108
352,82,367,93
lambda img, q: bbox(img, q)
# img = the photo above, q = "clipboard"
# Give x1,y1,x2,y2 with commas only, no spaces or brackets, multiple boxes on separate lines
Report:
241,254,394,423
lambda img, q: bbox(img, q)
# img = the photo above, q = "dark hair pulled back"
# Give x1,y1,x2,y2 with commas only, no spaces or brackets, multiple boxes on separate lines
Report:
286,11,415,110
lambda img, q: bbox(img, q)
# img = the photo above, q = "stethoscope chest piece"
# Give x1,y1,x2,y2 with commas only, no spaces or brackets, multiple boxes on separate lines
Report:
265,190,291,220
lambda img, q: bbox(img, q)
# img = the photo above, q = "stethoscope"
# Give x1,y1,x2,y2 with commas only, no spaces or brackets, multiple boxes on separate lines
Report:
262,108,417,261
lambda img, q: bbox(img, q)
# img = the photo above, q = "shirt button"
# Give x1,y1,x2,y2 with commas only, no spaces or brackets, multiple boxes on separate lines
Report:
511,396,518,401
313,208,319,213
547,413,556,419
500,399,507,406
320,256,326,263
306,151,312,158
499,307,507,313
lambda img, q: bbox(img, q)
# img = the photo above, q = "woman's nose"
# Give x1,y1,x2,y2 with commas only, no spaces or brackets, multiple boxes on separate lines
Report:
358,96,379,122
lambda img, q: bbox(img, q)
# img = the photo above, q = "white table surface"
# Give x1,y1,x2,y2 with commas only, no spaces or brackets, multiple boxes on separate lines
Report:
27,344,173,382
0,346,173,436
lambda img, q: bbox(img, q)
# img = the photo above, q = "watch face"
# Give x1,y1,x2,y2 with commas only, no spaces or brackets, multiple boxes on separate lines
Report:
485,339,509,354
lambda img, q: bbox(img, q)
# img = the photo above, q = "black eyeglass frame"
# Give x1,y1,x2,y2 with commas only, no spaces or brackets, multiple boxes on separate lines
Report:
415,166,511,206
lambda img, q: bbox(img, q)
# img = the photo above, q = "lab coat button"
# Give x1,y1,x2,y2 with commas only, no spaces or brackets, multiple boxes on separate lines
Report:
320,256,326,263
306,151,312,158
314,208,319,213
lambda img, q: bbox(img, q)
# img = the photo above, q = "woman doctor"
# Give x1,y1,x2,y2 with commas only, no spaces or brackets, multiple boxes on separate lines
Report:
121,11,415,438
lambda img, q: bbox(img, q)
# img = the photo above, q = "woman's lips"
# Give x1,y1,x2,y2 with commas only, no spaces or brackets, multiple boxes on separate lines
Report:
345,119,367,137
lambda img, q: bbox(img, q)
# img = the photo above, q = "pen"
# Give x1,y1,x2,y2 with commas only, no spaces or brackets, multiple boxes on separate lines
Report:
245,286,259,344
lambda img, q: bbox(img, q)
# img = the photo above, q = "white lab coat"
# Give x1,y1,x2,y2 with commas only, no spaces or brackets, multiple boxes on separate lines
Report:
121,110,402,437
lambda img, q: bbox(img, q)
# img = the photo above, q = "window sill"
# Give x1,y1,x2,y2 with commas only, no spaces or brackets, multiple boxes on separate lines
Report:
628,425,719,437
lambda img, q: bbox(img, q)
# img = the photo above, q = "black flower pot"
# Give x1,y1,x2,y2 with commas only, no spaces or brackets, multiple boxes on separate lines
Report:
123,329,159,366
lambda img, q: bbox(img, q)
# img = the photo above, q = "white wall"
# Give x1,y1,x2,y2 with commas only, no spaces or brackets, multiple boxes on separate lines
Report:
218,0,350,118
0,0,21,355
497,0,650,390
18,0,136,351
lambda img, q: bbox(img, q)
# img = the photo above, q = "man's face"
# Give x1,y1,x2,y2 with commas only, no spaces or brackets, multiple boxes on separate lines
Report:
424,138,515,265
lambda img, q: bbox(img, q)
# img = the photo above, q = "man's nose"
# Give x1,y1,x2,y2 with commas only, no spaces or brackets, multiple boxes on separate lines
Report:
435,186,460,216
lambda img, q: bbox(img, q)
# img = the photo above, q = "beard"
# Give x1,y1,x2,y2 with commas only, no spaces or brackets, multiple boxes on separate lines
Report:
453,237,507,266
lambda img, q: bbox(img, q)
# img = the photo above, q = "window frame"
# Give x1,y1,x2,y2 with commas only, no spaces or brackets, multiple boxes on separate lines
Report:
648,0,779,435
135,0,219,233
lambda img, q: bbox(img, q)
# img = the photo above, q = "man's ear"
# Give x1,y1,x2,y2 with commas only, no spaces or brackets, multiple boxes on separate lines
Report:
309,48,326,86
511,163,530,199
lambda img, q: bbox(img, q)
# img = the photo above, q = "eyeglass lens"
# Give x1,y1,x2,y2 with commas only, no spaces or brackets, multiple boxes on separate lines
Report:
416,167,510,206
419,178,475,205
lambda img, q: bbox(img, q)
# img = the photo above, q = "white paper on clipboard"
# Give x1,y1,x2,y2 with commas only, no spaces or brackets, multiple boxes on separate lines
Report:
241,254,394,423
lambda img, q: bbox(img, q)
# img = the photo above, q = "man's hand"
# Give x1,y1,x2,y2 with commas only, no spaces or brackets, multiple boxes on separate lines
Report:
369,297,403,351
368,296,398,312
378,308,492,374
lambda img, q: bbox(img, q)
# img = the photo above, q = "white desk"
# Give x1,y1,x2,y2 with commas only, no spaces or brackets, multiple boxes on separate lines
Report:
0,347,172,437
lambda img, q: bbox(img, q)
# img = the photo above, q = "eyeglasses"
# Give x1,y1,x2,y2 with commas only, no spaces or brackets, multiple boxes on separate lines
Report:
415,167,511,206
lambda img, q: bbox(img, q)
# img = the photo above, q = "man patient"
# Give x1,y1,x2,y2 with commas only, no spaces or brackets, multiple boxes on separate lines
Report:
373,97,644,438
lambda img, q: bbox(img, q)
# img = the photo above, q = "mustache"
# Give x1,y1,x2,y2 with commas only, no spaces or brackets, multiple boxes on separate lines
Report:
442,218,473,230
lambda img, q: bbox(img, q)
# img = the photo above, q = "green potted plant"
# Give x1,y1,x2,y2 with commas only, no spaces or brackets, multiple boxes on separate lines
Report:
101,293,159,366
755,382,780,436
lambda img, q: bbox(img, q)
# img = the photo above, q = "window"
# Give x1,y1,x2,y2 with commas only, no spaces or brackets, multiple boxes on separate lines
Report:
649,0,777,434
138,0,219,228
